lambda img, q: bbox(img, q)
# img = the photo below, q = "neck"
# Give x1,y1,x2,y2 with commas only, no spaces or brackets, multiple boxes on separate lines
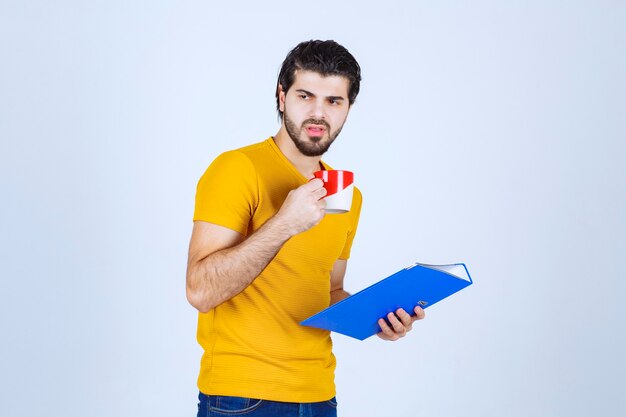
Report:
273,127,323,178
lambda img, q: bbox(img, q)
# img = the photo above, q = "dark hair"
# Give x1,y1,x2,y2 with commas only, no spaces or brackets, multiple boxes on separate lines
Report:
275,40,361,120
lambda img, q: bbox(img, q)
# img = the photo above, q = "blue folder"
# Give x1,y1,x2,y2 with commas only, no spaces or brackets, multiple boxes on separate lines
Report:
300,262,473,340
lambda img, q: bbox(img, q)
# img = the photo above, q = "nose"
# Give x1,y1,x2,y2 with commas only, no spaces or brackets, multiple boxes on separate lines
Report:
310,98,326,120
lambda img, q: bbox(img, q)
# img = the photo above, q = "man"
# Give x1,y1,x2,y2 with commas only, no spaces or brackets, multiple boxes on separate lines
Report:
186,40,425,417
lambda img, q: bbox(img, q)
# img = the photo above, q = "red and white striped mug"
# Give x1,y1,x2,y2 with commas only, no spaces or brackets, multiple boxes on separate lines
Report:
313,170,354,214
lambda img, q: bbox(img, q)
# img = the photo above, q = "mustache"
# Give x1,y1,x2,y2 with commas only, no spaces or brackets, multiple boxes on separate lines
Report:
302,119,330,130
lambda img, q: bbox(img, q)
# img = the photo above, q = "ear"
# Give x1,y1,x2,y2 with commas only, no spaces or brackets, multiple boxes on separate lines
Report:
277,84,286,112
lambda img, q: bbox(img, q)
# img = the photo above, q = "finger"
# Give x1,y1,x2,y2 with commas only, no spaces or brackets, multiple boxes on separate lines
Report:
377,318,398,340
314,186,328,199
387,312,407,337
413,306,426,321
305,178,325,189
395,308,413,327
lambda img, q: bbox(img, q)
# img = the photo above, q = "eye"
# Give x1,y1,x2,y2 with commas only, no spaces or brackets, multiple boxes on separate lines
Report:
299,93,309,100
328,98,341,105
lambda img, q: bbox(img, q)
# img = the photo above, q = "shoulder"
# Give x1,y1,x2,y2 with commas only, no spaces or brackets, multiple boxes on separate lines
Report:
197,148,258,193
209,149,254,171
208,138,274,171
202,139,271,176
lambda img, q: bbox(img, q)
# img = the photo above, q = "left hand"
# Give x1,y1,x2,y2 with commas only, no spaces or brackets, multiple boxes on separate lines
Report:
376,305,426,341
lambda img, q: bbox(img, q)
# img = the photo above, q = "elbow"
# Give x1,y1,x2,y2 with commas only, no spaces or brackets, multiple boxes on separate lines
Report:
186,264,213,313
186,286,214,313
186,271,216,312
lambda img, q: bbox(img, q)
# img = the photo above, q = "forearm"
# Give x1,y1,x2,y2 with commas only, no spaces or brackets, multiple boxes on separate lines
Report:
187,216,293,312
330,288,351,305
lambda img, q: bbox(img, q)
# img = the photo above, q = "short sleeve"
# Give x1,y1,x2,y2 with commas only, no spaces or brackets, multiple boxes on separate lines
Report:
338,187,363,260
193,151,258,235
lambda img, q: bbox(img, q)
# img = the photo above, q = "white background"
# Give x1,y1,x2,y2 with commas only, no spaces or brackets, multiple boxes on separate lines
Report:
1,1,625,416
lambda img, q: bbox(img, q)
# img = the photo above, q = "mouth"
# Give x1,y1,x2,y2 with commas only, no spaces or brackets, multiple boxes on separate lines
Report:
305,124,327,138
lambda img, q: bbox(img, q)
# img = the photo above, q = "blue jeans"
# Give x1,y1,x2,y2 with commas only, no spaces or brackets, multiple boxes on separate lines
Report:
197,392,338,417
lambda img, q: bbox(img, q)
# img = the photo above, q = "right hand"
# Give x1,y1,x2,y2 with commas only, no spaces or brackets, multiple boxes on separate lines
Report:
275,178,327,235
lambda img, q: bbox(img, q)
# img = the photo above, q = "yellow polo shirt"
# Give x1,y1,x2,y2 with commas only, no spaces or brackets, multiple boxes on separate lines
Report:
193,137,362,402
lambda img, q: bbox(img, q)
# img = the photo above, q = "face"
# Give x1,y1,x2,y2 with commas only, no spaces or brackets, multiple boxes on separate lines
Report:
279,70,351,157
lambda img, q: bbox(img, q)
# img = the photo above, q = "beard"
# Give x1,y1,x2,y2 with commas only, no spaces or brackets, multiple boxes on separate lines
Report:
283,110,344,157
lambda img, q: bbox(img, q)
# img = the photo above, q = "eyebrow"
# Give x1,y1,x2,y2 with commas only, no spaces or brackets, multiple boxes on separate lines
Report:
295,89,346,102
